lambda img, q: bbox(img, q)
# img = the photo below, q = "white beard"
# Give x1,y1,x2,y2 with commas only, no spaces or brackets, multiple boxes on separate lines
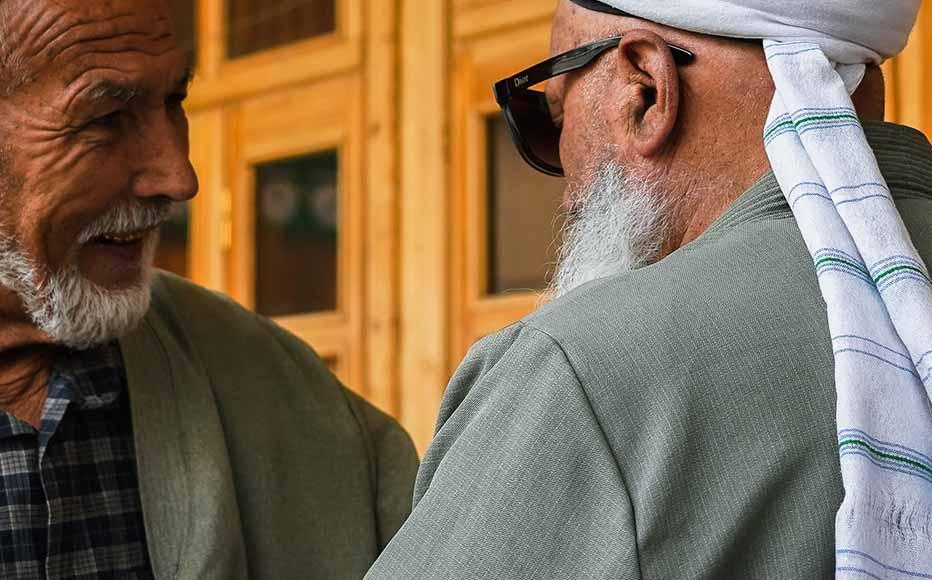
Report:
0,200,168,350
550,162,672,298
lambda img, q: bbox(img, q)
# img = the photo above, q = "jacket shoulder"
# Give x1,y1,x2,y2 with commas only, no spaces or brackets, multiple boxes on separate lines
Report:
148,271,416,465
150,272,281,344
149,271,340,390
146,272,417,576
515,217,842,580
524,215,821,364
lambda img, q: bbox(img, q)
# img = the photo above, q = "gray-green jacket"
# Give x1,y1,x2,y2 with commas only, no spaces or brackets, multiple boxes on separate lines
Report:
365,122,932,580
119,273,418,580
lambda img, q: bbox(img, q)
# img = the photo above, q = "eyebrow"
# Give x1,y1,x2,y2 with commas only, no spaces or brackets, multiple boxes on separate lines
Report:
87,81,144,103
83,59,195,106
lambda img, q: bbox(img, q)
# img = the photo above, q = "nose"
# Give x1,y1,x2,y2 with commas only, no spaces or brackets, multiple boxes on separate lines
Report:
129,111,199,203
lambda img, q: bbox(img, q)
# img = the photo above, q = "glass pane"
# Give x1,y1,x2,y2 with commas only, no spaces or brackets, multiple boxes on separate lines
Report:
169,0,196,58
155,202,190,278
255,151,339,317
227,0,337,59
486,115,565,295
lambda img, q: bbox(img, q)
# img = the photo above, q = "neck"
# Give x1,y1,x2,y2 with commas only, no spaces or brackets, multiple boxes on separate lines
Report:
657,150,772,257
0,286,58,428
665,70,887,255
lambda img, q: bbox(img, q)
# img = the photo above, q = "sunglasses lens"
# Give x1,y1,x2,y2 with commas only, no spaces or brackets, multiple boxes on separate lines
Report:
507,90,562,174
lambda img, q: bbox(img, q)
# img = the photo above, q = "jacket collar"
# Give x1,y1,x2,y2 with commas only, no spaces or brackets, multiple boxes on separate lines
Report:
119,284,248,580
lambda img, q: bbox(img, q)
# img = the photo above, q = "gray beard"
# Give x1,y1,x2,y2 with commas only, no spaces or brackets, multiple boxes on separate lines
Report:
0,200,168,350
550,162,672,299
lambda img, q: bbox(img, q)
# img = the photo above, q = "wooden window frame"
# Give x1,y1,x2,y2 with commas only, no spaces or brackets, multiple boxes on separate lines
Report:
227,75,366,391
184,0,398,412
450,18,557,364
188,0,364,110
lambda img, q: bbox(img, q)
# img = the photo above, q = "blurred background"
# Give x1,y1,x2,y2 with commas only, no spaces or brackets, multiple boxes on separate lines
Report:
163,0,932,452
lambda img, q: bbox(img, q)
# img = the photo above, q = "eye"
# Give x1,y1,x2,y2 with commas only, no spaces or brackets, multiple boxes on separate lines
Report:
88,110,124,131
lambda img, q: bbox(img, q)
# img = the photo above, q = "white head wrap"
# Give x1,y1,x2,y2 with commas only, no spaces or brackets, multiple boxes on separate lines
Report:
582,1,919,63
577,1,932,576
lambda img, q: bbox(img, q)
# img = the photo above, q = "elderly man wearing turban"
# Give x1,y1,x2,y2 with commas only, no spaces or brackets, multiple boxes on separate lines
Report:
366,0,932,578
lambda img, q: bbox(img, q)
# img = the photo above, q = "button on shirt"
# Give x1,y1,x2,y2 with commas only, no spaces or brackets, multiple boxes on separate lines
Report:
0,343,154,579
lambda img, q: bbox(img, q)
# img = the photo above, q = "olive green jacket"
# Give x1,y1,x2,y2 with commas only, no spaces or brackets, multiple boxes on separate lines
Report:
365,122,932,580
119,273,418,580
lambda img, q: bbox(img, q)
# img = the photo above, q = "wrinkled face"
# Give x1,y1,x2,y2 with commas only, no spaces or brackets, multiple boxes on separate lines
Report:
0,0,197,347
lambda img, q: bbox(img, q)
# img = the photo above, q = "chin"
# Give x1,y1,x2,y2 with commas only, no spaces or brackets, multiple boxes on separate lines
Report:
37,264,155,350
78,230,160,292
1,227,158,350
37,241,158,350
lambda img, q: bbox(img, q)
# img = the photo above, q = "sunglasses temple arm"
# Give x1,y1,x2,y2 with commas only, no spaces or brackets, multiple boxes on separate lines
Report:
497,39,622,102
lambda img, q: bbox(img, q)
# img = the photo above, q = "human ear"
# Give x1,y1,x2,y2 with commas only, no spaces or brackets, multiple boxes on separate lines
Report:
610,30,681,158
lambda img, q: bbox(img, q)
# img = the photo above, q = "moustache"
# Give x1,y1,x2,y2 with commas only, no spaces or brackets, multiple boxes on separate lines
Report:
77,200,173,244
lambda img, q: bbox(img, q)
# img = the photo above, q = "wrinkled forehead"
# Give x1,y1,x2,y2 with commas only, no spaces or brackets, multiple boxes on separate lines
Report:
4,0,178,89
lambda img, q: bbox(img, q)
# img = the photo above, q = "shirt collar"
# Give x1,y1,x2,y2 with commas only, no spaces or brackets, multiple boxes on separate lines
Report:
49,341,126,411
0,342,126,440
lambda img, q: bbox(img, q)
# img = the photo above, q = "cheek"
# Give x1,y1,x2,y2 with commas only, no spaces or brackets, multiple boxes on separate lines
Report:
10,137,132,269
561,99,610,185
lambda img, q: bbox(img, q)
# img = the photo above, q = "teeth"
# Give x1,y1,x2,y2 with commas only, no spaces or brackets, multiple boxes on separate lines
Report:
99,233,144,243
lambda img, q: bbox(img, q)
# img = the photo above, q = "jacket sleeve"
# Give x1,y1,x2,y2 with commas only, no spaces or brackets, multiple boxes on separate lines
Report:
343,389,420,549
256,312,419,556
365,323,643,580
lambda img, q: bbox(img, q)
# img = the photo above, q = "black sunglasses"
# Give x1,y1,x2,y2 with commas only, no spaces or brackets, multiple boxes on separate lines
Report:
493,36,695,177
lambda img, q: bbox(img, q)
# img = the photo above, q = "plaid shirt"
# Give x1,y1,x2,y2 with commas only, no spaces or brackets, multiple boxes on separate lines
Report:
0,342,153,579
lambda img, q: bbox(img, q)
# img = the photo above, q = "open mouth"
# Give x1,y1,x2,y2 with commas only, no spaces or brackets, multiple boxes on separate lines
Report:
79,226,161,287
88,229,154,247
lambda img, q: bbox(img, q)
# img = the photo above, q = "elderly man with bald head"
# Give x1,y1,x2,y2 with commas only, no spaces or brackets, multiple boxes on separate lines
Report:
367,1,932,578
0,2,417,579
